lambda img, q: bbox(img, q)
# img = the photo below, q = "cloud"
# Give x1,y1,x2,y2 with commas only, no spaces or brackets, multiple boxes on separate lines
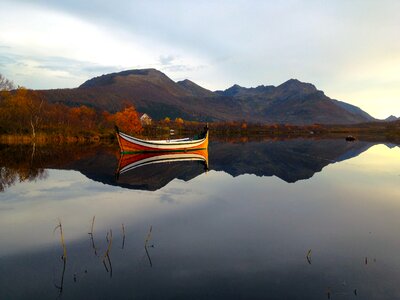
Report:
159,55,175,66
0,50,123,87
35,56,121,77
0,55,16,67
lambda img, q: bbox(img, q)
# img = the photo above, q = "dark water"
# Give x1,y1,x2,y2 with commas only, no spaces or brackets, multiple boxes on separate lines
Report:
1,139,400,299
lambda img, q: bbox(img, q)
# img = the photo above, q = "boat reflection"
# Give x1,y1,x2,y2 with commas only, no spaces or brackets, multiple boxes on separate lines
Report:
115,149,209,191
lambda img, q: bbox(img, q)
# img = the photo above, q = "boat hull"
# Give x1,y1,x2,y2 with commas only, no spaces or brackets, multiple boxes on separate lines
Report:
116,130,209,153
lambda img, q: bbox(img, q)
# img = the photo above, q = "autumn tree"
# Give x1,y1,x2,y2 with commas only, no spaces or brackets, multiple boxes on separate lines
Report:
99,111,114,130
69,105,97,131
0,88,44,137
18,88,44,138
113,106,143,134
42,103,71,132
175,117,184,126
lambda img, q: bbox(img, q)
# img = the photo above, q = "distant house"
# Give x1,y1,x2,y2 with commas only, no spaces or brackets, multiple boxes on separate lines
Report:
140,113,152,126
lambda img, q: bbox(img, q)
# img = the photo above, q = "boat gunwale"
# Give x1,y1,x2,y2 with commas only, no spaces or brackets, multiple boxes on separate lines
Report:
120,147,208,155
118,131,207,146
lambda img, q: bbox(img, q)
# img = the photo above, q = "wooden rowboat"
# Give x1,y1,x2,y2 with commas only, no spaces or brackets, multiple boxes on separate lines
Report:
115,125,209,154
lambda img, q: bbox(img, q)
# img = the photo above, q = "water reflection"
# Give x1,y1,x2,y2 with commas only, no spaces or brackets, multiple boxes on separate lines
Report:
0,142,116,192
0,143,48,192
116,149,209,190
209,138,375,182
1,143,400,299
0,138,389,192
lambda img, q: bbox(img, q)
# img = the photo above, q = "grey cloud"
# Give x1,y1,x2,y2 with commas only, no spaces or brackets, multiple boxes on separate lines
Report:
161,64,195,73
0,49,123,88
159,55,175,66
34,56,120,75
0,56,16,67
1,50,120,79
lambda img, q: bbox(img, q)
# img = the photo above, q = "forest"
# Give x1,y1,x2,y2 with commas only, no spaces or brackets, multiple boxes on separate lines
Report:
0,87,143,140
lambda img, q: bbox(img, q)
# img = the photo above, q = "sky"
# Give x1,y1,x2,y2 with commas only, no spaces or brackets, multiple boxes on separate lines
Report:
0,0,399,119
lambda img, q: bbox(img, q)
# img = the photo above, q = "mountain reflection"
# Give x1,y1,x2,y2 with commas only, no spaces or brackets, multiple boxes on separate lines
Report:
209,139,374,182
0,138,388,192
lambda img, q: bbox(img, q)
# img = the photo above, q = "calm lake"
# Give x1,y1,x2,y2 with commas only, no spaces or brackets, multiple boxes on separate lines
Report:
1,138,399,299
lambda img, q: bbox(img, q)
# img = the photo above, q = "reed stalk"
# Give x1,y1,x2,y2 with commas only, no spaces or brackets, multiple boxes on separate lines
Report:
144,225,152,247
121,223,126,249
90,216,95,234
88,216,98,256
54,219,67,261
306,249,312,264
103,229,113,261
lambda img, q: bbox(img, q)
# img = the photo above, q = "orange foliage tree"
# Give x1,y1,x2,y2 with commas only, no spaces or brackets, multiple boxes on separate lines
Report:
174,117,184,126
69,105,97,131
0,88,44,137
113,106,143,134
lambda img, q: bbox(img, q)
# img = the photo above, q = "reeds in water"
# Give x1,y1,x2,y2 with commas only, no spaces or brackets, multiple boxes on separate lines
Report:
144,225,153,267
121,223,126,249
88,216,98,256
53,219,67,297
102,229,113,277
306,249,312,264
144,225,152,247
54,219,67,261
103,229,113,259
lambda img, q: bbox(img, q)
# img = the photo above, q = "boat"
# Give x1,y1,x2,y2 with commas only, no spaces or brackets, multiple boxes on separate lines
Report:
115,125,209,154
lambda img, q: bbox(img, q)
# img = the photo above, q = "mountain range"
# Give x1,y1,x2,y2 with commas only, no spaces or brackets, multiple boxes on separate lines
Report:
39,68,377,125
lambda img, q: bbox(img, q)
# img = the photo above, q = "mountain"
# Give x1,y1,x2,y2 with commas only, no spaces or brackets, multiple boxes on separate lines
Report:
332,100,375,121
176,79,215,98
385,115,399,122
216,79,375,124
39,69,376,125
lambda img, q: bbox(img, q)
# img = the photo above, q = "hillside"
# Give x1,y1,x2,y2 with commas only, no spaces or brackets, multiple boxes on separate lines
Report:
385,115,399,122
38,69,376,125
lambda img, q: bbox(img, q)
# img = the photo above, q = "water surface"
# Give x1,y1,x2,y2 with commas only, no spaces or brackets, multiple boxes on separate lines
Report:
0,139,399,299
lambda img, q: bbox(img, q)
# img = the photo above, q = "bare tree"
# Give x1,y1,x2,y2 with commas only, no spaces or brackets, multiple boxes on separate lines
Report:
0,74,16,91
